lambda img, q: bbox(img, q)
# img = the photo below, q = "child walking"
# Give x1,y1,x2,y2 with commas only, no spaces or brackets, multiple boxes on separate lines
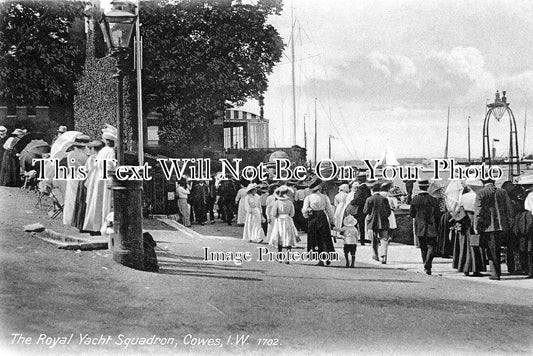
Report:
334,215,359,268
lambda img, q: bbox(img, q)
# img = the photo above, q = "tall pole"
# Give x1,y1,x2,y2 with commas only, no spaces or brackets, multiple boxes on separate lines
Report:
135,0,144,165
303,114,307,151
314,98,317,165
523,105,527,156
444,105,450,159
291,4,296,146
112,52,144,271
115,64,124,165
328,134,331,159
467,116,471,163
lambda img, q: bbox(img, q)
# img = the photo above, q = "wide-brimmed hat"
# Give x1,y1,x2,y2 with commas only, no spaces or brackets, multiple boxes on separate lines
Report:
418,179,430,190
0,126,6,134
70,134,91,148
338,183,349,193
274,185,290,200
343,215,357,227
57,125,67,133
246,183,259,193
87,139,105,149
380,181,393,191
102,131,117,141
12,128,23,136
309,177,322,192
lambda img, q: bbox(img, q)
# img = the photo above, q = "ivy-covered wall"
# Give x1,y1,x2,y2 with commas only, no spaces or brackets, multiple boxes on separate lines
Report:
73,17,133,149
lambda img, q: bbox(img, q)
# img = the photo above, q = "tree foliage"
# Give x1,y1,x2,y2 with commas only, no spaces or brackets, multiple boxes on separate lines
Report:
0,0,86,107
141,0,284,146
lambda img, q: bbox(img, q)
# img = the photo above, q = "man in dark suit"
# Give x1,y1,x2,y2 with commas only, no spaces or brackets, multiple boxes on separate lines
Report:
474,178,514,280
350,173,372,245
363,182,391,263
410,180,440,275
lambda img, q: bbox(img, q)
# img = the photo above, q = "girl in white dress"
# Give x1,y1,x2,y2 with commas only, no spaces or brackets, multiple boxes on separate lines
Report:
242,183,265,243
269,185,299,263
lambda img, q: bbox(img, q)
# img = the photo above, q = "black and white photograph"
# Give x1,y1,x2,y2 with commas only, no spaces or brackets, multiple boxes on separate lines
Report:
0,0,532,355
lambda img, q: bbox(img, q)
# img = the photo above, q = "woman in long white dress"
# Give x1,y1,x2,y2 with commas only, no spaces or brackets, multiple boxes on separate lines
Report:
83,126,116,233
242,183,265,243
269,185,299,263
235,183,248,225
333,184,350,236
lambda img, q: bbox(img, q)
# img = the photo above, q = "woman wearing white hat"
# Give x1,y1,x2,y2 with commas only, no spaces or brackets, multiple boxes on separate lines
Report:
242,183,265,243
268,185,300,262
83,125,117,233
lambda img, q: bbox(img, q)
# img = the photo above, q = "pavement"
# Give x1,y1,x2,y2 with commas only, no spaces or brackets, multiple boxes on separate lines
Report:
149,219,533,290
26,187,533,290
2,186,533,355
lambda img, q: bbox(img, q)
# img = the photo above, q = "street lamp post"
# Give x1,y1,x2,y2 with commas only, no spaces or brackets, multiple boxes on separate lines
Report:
100,0,144,271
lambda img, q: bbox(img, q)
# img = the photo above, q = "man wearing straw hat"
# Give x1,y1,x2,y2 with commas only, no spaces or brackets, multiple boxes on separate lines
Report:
410,180,441,275
363,181,391,264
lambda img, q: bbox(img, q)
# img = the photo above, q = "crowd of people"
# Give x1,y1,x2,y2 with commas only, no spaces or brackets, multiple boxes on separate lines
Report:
0,123,118,237
2,123,532,279
173,170,533,279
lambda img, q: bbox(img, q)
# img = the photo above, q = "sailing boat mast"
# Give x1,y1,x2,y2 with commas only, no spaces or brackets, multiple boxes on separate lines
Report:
291,4,297,146
444,105,450,159
523,105,527,156
303,114,307,151
314,98,317,165
467,116,471,163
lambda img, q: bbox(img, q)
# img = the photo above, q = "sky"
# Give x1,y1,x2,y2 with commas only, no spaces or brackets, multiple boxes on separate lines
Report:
238,0,533,162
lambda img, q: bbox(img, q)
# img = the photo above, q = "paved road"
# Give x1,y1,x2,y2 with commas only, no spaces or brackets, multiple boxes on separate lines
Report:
0,187,532,355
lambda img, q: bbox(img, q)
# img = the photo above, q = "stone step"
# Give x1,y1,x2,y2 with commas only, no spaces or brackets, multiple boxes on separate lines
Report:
32,229,109,251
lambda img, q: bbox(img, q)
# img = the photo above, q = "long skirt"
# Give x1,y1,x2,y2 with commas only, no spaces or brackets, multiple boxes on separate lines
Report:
453,230,487,273
177,198,191,227
0,150,21,187
73,179,87,230
63,179,80,226
307,210,334,253
436,212,454,257
243,208,265,242
294,200,307,232
237,197,246,225
269,215,299,247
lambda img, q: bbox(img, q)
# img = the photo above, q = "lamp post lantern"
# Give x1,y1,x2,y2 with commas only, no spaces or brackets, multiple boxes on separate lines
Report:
100,0,144,271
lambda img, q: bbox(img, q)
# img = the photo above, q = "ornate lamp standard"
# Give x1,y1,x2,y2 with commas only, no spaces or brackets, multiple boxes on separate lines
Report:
100,0,144,270
482,90,520,181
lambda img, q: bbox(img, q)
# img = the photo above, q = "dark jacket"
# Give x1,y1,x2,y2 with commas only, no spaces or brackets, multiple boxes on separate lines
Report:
474,183,514,233
410,192,440,237
351,184,371,218
363,193,391,231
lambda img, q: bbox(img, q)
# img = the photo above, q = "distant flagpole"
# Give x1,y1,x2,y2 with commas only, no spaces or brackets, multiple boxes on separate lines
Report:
314,98,317,165
444,105,450,159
